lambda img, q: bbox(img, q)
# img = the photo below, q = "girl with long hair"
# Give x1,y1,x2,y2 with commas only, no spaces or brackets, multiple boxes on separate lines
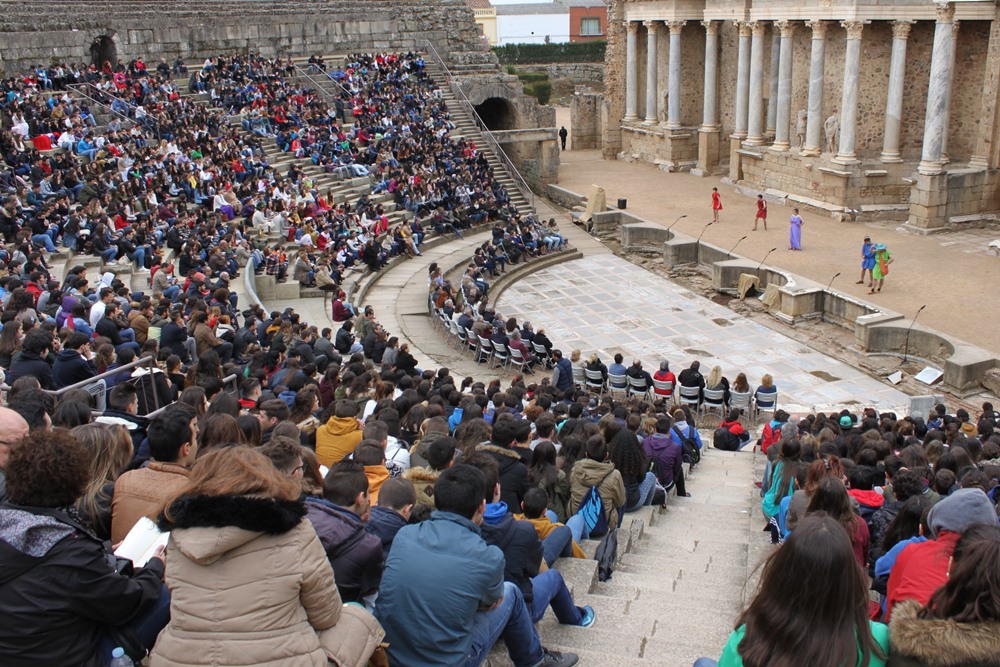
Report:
806,477,871,567
694,514,889,667
528,440,570,523
72,423,133,540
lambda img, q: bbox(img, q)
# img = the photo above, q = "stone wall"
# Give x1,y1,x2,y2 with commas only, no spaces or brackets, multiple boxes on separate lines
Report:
518,63,604,83
0,0,485,76
571,93,602,149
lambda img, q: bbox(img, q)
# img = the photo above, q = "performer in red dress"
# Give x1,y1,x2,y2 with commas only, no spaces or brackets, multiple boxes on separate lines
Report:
711,187,723,223
753,194,767,231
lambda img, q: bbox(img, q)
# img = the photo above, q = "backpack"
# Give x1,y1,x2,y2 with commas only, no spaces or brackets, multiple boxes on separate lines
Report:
673,425,701,465
594,526,618,582
713,426,740,452
578,469,615,538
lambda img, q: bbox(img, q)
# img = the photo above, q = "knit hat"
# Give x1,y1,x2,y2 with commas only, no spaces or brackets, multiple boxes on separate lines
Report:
927,488,998,538
839,415,854,429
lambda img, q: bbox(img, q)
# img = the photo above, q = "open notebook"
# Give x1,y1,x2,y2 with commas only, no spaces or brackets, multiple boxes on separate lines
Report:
114,517,170,567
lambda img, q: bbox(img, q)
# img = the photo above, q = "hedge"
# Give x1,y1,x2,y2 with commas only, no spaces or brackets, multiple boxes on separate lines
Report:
492,41,606,64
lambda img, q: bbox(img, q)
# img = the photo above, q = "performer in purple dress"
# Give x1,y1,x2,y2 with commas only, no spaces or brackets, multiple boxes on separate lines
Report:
788,208,803,250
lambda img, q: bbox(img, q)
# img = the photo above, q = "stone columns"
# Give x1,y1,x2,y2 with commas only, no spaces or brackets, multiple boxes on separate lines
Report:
801,20,827,156
766,30,781,135
919,2,956,175
880,20,913,162
624,21,639,121
772,21,795,151
940,20,960,161
701,20,719,130
644,21,660,123
733,21,752,138
746,21,767,144
666,20,685,129
835,20,865,163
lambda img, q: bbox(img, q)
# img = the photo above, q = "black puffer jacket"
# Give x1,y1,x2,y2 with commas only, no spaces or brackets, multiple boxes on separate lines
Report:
476,444,530,509
0,503,164,667
479,506,543,605
303,497,384,603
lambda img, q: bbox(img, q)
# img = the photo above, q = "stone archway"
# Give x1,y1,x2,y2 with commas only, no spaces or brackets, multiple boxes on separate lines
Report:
90,34,117,69
474,97,518,131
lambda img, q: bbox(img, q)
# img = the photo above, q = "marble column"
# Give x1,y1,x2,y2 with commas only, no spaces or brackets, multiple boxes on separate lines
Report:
644,21,660,123
881,20,913,162
801,20,827,156
772,21,795,151
766,30,781,135
835,20,865,162
624,21,639,121
919,3,955,175
733,21,752,138
746,21,767,144
667,20,685,129
701,20,720,129
940,20,960,161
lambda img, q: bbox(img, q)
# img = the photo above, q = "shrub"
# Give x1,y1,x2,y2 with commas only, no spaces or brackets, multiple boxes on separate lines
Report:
492,41,606,64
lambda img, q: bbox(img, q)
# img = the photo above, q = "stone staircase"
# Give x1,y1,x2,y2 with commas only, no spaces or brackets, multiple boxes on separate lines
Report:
488,448,761,667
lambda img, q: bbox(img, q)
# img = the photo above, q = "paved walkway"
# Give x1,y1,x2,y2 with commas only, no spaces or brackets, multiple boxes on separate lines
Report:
553,142,1000,355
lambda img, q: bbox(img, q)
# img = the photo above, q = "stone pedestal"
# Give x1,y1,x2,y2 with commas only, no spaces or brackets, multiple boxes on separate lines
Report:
658,128,698,172
905,173,950,232
694,128,721,176
729,135,746,181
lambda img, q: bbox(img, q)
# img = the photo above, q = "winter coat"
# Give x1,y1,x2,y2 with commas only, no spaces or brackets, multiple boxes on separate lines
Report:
151,494,383,667
534,469,570,524
366,506,408,554
404,466,440,507
52,348,100,389
304,497,384,603
193,322,223,357
111,461,191,544
6,350,54,389
887,600,1000,667
0,504,164,667
479,503,543,604
315,416,363,468
886,532,961,621
641,433,683,489
475,444,531,509
160,322,191,359
568,458,626,530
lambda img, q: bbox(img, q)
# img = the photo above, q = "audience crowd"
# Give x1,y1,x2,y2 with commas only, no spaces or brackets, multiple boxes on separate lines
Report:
1,52,998,667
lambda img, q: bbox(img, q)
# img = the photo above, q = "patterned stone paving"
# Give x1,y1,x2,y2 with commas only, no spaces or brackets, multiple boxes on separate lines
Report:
498,254,910,414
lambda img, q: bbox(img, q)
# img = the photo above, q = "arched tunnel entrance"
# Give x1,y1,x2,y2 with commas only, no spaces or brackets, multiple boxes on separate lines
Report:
474,97,517,131
90,35,117,69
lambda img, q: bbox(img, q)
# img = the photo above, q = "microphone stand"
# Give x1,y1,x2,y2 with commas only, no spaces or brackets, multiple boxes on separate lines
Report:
728,235,748,259
901,305,927,365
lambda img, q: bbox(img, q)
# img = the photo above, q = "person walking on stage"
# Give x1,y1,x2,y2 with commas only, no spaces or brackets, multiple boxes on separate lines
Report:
711,187,723,223
858,236,876,287
869,244,892,294
558,126,568,151
753,194,767,231
788,208,803,250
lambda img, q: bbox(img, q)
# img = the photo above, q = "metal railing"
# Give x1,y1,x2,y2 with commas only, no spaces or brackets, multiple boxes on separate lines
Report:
420,40,536,214
64,83,137,130
66,82,162,140
292,63,353,102
143,372,240,419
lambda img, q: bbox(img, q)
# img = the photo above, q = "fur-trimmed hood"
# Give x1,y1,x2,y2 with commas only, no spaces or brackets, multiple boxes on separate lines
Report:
476,443,523,460
889,599,1000,667
157,495,306,565
404,466,441,483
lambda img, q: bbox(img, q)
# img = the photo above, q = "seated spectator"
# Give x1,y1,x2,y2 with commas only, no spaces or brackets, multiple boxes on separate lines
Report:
0,429,168,666
154,447,382,667
761,439,802,539
669,408,703,455
568,436,625,540
693,515,888,667
872,495,933,615
6,328,55,389
755,373,778,407
476,417,530,509
847,465,886,528
366,477,416,554
584,353,607,383
652,360,675,398
376,464,579,667
528,440,570,522
0,406,30,502
517,487,586,565
608,427,657,511
714,408,751,451
111,404,197,543
678,360,706,401
405,434,457,506
354,441,390,503
53,331,106,407
642,415,689,498
625,358,653,393
304,459,384,604
885,488,998,620
316,399,364,468
806,477,871,567
704,365,730,405
868,470,925,568
886,524,1000,667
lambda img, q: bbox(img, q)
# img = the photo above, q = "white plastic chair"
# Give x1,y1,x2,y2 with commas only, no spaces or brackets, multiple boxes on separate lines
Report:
755,390,779,422
652,378,674,402
627,375,650,400
508,346,527,374
678,385,701,410
702,388,727,418
491,341,510,370
608,373,629,398
584,368,606,396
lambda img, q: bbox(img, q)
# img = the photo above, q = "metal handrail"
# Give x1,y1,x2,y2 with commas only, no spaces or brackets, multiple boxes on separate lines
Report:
292,63,353,102
420,40,536,214
64,83,137,129
142,372,240,419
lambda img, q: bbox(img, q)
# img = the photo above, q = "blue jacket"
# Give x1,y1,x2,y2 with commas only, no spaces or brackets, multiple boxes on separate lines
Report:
553,357,573,392
377,511,505,667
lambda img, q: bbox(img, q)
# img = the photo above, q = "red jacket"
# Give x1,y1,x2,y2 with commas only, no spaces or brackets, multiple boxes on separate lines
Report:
885,530,960,621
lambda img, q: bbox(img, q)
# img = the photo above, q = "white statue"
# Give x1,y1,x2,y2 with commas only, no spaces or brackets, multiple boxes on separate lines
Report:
796,110,807,147
824,113,839,154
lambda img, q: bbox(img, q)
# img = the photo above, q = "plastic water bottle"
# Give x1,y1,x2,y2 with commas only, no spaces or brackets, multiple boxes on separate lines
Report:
109,647,134,667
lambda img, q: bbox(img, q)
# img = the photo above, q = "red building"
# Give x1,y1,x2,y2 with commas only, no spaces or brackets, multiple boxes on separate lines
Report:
565,0,608,43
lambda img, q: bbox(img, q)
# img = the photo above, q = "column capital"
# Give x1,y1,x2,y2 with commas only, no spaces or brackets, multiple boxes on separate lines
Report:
891,19,915,40
776,20,795,38
806,19,827,40
749,20,766,37
736,20,753,38
625,20,640,34
935,2,955,23
952,20,961,37
841,20,866,40
701,20,719,36
667,20,686,34
643,20,661,34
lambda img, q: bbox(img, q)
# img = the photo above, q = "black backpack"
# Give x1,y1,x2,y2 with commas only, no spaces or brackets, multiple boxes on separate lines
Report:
673,425,701,465
713,426,741,452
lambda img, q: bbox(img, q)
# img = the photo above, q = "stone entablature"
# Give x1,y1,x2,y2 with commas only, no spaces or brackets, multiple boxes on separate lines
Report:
601,0,1000,230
